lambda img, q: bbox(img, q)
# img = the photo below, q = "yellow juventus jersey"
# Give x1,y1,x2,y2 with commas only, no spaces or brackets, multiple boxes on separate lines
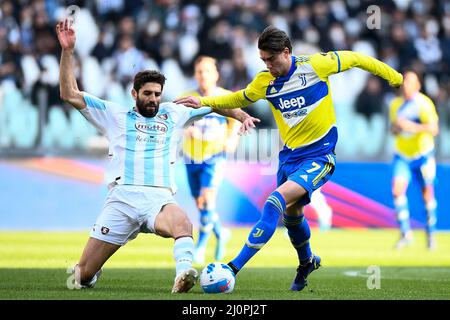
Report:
200,51,403,149
389,92,438,159
181,87,234,162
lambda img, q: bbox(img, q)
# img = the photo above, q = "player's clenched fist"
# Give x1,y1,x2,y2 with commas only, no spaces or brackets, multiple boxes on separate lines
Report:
56,18,76,51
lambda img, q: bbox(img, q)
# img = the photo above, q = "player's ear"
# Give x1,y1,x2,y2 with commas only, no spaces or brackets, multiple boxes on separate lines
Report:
131,88,138,101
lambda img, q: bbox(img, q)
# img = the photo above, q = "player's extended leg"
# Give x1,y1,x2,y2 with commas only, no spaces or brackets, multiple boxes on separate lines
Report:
201,187,231,261
194,160,229,263
154,204,198,293
281,184,321,291
419,156,438,250
193,193,212,264
75,237,120,288
185,164,211,264
228,181,313,272
310,188,332,231
392,177,412,248
423,186,437,249
227,188,288,276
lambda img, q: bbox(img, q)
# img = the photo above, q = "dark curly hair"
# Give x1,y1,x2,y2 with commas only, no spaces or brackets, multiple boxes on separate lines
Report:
133,70,166,92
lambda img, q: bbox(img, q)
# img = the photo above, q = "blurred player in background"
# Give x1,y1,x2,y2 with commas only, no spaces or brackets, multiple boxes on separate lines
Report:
389,71,439,250
176,25,403,291
181,56,241,264
310,187,333,231
56,18,256,293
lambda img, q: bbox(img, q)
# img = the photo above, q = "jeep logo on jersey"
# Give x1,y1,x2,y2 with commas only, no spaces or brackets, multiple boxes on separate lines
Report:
277,96,306,110
135,121,168,135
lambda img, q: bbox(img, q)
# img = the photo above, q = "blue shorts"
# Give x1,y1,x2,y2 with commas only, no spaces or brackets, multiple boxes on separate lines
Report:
185,159,226,198
277,152,336,206
392,153,436,188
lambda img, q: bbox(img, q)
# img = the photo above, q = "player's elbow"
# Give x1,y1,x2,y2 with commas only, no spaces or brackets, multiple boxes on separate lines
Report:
60,90,84,110
59,89,73,102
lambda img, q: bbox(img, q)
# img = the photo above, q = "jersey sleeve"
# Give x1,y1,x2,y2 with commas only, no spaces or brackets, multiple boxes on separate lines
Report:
310,51,403,87
199,71,270,109
389,98,402,123
187,107,213,123
79,92,113,135
419,96,439,124
175,104,213,126
309,52,342,79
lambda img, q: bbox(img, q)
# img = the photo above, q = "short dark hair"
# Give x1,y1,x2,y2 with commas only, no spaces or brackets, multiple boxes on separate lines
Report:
258,25,292,54
133,70,166,92
194,55,218,68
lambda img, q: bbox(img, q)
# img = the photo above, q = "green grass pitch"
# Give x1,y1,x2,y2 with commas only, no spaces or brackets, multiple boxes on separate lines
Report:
0,228,449,300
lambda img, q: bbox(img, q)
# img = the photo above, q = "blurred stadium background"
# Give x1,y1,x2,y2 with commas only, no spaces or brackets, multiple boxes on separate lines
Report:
1,0,449,231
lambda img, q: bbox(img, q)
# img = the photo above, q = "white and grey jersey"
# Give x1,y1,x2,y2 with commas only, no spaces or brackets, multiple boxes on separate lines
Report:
79,92,212,193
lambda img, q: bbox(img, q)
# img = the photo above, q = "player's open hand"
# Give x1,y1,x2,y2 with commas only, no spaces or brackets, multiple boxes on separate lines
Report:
238,116,261,136
174,96,201,108
396,117,417,133
56,18,76,51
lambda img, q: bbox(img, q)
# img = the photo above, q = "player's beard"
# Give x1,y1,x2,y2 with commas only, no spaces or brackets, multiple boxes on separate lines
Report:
136,98,159,118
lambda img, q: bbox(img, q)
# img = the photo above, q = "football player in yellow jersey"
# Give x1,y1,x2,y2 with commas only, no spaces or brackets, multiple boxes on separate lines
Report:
175,26,403,291
389,71,439,250
182,56,243,264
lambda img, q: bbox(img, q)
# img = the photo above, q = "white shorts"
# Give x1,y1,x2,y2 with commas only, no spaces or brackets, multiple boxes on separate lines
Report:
90,185,177,246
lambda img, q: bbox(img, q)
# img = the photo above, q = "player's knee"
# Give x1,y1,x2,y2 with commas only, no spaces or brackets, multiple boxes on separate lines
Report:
195,197,204,210
202,192,217,210
392,180,407,198
392,187,405,198
262,191,286,220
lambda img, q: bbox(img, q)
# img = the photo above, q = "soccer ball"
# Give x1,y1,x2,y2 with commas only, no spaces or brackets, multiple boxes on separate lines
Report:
200,262,235,294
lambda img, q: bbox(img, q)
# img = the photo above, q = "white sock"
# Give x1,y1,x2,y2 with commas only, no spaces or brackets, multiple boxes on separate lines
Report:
173,236,194,276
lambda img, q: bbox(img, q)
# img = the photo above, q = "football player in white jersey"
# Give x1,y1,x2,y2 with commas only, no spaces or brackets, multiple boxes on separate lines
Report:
56,18,257,293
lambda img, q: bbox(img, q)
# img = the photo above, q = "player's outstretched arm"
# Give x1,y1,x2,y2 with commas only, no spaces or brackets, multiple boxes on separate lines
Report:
312,51,403,88
339,51,403,87
395,118,439,136
174,96,201,108
213,108,260,135
56,18,86,110
175,89,252,110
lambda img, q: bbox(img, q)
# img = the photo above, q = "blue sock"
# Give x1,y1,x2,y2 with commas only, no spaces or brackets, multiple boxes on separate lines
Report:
283,214,312,265
230,191,286,272
425,199,437,235
197,209,213,250
394,196,411,235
